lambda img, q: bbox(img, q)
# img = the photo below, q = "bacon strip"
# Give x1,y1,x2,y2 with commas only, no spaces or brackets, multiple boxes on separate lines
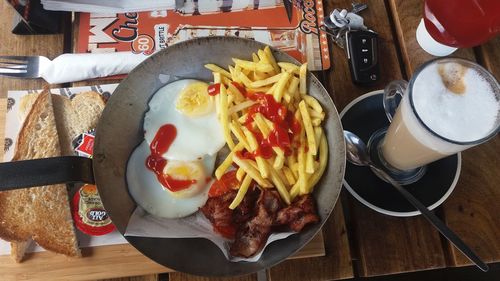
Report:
275,194,319,232
229,190,283,258
201,187,320,258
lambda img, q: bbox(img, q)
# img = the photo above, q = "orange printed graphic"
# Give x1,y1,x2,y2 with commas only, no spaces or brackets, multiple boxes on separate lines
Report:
76,1,330,70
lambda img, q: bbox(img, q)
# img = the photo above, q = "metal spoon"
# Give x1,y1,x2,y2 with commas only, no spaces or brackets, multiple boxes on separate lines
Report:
343,130,489,272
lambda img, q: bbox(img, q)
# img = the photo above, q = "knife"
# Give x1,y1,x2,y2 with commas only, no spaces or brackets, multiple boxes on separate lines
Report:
284,0,294,23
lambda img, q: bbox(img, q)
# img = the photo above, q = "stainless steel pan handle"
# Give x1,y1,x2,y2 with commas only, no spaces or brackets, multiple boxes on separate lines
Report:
0,156,94,191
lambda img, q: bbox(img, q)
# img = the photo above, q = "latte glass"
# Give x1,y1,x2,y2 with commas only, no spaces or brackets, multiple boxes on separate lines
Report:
369,58,500,185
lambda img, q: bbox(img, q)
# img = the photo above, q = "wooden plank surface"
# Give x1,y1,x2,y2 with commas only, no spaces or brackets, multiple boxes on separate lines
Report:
478,37,500,77
170,273,257,281
388,0,500,268
0,233,324,281
267,200,353,281
323,0,447,276
441,38,500,266
93,274,158,281
0,244,169,281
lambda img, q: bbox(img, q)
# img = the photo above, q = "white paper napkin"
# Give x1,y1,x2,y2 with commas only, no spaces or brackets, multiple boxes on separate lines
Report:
125,207,295,262
40,52,148,84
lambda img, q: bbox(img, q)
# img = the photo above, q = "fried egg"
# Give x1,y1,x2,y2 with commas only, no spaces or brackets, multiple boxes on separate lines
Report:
127,79,224,218
143,79,225,161
127,141,216,218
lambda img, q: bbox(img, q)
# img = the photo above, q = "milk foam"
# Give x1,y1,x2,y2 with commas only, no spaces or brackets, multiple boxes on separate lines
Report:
412,63,499,142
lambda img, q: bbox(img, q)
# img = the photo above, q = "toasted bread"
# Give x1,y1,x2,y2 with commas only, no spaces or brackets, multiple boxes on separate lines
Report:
11,90,105,262
9,90,105,262
19,91,105,154
10,240,31,263
18,93,39,122
0,91,81,259
12,92,45,262
52,91,105,155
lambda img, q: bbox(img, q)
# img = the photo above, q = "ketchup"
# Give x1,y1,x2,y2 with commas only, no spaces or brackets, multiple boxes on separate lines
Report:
231,82,246,95
239,92,301,160
162,175,196,192
423,0,500,48
208,83,221,96
145,124,196,192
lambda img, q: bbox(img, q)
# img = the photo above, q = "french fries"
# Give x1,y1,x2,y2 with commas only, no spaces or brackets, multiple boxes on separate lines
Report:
232,156,272,188
215,143,244,179
205,47,329,208
232,58,274,73
242,127,269,179
236,167,246,181
250,73,282,88
304,95,322,113
205,63,231,78
227,82,245,102
299,63,307,95
219,84,236,150
229,174,252,209
264,46,280,74
299,100,317,155
278,62,300,75
273,71,291,102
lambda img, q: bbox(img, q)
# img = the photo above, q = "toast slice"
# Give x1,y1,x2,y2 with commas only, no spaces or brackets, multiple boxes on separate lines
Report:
51,91,105,155
0,91,81,258
11,240,31,263
18,91,105,155
18,93,39,122
10,90,105,262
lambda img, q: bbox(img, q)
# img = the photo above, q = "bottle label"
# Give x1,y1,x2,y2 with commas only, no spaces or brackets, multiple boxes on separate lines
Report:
72,184,115,236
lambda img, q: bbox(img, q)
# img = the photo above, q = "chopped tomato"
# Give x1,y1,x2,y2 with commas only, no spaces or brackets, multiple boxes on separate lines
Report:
208,170,239,197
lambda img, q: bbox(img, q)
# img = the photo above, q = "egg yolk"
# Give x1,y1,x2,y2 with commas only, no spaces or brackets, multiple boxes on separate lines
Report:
176,82,214,117
162,160,207,198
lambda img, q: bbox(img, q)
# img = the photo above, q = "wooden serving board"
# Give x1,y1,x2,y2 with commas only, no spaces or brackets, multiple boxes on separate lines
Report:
0,232,324,281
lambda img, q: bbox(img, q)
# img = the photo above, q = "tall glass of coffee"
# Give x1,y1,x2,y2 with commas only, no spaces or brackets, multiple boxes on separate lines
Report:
368,57,500,184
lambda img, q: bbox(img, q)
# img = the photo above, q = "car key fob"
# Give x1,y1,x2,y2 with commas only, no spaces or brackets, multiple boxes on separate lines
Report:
345,29,380,85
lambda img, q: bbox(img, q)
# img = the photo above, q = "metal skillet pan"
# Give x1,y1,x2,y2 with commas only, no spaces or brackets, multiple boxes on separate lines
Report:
0,37,345,276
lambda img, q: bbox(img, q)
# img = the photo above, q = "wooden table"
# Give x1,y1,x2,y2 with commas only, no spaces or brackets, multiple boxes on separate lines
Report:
0,0,498,280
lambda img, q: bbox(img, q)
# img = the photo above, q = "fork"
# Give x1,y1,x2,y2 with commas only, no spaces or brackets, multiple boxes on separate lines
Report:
0,52,147,83
0,56,49,78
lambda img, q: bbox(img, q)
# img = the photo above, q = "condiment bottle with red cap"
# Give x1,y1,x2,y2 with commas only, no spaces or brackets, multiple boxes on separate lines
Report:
416,0,500,56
